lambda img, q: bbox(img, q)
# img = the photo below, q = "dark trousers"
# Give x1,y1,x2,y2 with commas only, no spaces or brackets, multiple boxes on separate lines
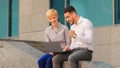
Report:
52,48,93,68
38,53,53,68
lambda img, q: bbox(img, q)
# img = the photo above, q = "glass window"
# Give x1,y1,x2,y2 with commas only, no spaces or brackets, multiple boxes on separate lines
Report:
70,0,113,27
0,0,9,38
50,0,70,28
50,0,65,25
0,0,19,38
115,0,120,24
11,0,19,37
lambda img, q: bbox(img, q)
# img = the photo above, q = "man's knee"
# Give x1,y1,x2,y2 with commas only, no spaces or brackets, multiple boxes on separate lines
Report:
68,54,78,62
52,55,62,63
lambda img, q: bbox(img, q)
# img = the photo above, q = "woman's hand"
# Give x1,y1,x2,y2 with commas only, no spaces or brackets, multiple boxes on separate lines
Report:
49,52,58,56
49,52,54,56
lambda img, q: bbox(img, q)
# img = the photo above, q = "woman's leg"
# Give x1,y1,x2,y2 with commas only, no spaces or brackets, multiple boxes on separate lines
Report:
46,55,53,68
38,53,52,68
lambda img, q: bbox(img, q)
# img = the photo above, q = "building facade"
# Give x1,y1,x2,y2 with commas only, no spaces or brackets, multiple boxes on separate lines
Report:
0,0,120,68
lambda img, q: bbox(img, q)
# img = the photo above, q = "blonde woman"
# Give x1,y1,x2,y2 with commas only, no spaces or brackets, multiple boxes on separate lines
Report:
37,9,71,68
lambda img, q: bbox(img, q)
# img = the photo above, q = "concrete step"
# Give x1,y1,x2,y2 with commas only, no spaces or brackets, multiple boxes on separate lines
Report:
63,61,114,68
0,39,115,68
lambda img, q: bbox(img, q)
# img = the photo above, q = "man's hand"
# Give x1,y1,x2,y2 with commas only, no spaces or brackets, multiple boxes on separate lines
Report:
63,45,71,52
69,30,76,38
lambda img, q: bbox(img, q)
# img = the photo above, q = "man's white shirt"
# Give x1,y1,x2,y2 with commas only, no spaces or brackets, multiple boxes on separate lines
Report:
70,16,94,51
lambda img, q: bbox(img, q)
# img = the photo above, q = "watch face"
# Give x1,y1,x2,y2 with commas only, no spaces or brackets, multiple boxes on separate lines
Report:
73,34,76,38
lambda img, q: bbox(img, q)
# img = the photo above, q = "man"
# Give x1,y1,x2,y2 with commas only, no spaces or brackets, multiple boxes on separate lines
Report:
52,6,94,68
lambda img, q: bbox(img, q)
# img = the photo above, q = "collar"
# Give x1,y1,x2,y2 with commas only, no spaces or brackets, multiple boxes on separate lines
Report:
50,22,61,29
77,16,82,25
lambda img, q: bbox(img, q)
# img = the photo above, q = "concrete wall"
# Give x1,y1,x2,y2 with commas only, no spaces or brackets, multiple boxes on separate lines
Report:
93,26,120,68
19,0,49,41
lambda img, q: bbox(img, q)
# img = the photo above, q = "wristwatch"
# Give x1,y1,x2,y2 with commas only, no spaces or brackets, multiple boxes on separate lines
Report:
73,34,77,38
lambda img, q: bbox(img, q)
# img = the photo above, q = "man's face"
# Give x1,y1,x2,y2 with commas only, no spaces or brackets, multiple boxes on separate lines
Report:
64,12,74,25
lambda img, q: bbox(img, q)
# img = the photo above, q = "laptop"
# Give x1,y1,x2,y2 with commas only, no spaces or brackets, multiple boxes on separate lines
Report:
41,42,65,53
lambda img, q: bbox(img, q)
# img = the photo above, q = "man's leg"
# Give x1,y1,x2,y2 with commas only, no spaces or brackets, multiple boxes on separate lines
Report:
52,52,70,68
68,49,92,68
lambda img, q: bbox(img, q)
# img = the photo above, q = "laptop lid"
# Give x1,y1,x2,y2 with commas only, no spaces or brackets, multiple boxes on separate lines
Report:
41,42,64,53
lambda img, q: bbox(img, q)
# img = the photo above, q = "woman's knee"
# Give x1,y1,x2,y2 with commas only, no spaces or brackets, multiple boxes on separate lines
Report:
47,56,52,63
38,54,52,64
38,57,44,64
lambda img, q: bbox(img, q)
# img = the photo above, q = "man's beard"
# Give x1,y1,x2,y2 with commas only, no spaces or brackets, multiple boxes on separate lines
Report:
70,20,74,25
71,22,74,25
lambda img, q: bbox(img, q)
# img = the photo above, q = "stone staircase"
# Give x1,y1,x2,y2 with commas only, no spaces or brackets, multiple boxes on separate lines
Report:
0,39,115,68
64,61,114,68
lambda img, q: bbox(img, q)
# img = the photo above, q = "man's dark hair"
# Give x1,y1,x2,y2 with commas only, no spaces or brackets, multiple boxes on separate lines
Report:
64,6,76,13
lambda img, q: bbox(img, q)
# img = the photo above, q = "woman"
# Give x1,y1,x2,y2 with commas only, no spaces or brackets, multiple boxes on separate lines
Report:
37,9,71,68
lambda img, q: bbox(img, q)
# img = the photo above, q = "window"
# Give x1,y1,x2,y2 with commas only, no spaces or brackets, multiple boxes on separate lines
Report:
50,0,70,28
0,0,19,38
50,0,65,25
70,0,113,27
115,0,120,24
0,0,9,38
11,0,19,37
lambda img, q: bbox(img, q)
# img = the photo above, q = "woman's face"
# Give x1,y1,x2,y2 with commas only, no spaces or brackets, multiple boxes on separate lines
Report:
48,15,58,26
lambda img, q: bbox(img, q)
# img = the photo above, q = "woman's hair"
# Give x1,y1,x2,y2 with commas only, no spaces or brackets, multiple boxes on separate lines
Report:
46,9,58,18
64,6,76,14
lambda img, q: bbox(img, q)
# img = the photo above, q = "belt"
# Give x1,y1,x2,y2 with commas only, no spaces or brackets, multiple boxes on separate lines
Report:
72,47,93,53
87,49,93,53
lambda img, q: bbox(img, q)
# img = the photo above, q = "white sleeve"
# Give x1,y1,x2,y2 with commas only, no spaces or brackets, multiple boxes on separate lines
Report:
77,20,94,44
77,28,93,44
